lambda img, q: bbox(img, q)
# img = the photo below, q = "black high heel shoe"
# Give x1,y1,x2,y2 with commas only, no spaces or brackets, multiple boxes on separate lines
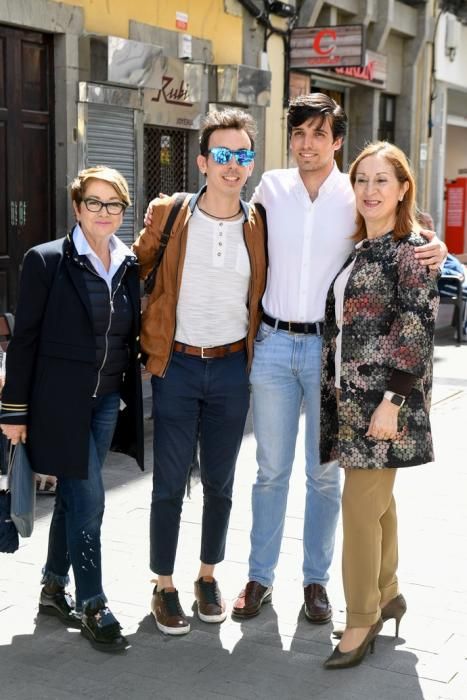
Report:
324,618,383,670
381,593,407,637
333,593,407,640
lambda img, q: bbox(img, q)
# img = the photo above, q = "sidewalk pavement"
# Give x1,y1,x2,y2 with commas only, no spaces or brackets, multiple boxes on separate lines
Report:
1,329,466,700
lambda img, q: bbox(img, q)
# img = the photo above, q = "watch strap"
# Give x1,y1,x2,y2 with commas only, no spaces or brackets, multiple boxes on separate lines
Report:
384,390,405,407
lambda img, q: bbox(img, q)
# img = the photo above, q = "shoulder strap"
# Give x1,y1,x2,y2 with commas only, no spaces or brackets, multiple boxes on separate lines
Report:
253,202,268,268
144,192,188,295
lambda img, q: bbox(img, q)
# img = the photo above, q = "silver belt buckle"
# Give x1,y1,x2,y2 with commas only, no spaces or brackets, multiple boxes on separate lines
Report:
201,346,208,359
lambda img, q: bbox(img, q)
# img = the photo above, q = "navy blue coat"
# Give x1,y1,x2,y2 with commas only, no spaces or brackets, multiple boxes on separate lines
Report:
1,233,144,478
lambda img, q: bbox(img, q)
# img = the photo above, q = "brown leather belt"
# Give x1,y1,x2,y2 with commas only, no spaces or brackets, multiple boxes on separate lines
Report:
173,339,246,359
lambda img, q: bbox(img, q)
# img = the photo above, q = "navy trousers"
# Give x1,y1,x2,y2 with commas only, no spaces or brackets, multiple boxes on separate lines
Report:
150,349,250,575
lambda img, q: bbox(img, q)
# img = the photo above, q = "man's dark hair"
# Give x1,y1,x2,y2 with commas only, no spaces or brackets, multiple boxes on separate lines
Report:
199,108,257,155
287,93,347,142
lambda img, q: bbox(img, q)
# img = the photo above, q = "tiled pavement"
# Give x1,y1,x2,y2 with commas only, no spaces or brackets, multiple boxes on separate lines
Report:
0,328,466,700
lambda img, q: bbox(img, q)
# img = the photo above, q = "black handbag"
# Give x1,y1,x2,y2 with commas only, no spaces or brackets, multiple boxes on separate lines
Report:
0,435,19,553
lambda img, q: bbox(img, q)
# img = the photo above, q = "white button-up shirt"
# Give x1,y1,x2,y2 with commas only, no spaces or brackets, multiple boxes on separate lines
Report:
251,164,356,323
73,224,135,291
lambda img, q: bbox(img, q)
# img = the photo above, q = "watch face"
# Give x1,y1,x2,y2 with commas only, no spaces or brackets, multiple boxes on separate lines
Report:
392,394,404,406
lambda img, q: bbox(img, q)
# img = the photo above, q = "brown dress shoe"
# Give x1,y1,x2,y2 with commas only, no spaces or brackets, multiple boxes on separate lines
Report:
151,586,190,635
232,581,273,618
194,577,227,623
304,583,332,624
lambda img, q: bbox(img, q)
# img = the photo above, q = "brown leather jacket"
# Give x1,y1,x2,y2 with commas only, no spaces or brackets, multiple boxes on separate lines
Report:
132,188,267,377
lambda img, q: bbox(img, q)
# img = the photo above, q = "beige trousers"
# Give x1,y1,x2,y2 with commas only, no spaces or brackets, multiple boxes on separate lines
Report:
342,467,399,627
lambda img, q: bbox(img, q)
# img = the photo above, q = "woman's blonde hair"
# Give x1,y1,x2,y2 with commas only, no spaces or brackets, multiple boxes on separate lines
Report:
70,166,131,207
349,141,416,241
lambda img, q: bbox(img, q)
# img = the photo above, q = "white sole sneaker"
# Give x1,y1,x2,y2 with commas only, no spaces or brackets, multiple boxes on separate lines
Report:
152,610,190,635
197,607,228,624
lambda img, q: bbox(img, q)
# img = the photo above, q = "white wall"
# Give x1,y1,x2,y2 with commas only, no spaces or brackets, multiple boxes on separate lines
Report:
435,14,467,89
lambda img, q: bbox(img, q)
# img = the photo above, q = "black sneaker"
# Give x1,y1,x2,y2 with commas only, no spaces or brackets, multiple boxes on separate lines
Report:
38,586,81,628
194,577,227,623
151,586,190,635
81,604,129,653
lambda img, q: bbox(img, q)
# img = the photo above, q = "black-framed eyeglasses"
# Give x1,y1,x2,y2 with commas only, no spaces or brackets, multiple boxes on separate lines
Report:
208,147,255,167
83,198,127,215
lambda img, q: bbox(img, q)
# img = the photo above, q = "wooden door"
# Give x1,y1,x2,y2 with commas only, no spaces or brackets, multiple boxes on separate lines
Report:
0,25,54,312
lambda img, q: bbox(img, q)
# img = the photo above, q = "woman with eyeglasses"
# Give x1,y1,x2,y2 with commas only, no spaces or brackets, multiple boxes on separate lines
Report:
0,166,144,653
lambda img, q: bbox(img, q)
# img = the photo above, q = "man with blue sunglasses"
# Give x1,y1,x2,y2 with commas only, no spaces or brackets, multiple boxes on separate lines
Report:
208,146,256,167
134,109,267,636
233,93,447,625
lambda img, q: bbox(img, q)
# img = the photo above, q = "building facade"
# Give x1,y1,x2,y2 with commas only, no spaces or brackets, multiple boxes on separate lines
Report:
0,0,272,310
1,0,466,310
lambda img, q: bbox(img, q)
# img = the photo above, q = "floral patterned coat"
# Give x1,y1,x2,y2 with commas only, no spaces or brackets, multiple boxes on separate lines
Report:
320,231,439,470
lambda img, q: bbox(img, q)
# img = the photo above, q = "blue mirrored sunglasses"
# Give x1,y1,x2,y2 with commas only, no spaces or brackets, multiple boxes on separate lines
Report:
208,147,255,166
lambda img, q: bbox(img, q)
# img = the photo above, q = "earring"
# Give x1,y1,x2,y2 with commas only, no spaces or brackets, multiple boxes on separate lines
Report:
399,196,404,202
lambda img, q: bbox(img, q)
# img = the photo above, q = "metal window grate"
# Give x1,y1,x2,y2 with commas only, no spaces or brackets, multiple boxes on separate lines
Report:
144,126,188,205
87,104,136,245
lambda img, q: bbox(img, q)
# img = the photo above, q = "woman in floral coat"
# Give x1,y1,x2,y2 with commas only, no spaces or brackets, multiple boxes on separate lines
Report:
320,142,439,670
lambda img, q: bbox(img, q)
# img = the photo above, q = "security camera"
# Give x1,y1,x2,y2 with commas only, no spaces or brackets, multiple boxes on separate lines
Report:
266,1,296,18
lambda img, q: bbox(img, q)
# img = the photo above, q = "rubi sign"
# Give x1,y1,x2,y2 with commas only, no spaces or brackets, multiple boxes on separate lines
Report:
290,25,364,69
143,57,203,130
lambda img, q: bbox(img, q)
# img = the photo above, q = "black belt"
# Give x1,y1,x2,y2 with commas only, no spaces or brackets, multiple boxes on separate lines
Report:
262,313,323,335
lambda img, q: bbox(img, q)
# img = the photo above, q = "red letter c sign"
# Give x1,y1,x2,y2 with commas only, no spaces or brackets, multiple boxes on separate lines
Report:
313,29,336,56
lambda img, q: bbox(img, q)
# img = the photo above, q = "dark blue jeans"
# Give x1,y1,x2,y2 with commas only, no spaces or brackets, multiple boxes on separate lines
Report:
150,349,250,575
42,392,120,610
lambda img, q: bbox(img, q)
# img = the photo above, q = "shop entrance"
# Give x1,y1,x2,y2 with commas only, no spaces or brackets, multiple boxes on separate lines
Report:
144,126,189,205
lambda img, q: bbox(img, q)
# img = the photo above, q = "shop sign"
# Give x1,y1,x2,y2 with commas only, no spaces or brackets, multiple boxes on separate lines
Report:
176,11,188,30
143,57,203,130
290,25,364,69
333,50,387,89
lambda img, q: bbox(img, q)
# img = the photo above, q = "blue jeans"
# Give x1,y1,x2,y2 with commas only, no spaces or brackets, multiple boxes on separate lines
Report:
248,323,341,587
42,392,120,610
150,349,250,575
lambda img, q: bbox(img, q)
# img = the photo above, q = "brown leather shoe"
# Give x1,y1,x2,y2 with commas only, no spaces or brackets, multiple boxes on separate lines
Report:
151,586,190,635
304,583,332,624
194,577,227,623
232,581,273,619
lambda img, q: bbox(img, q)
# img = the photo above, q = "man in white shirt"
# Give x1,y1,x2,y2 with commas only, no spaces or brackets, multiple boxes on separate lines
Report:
232,93,445,623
